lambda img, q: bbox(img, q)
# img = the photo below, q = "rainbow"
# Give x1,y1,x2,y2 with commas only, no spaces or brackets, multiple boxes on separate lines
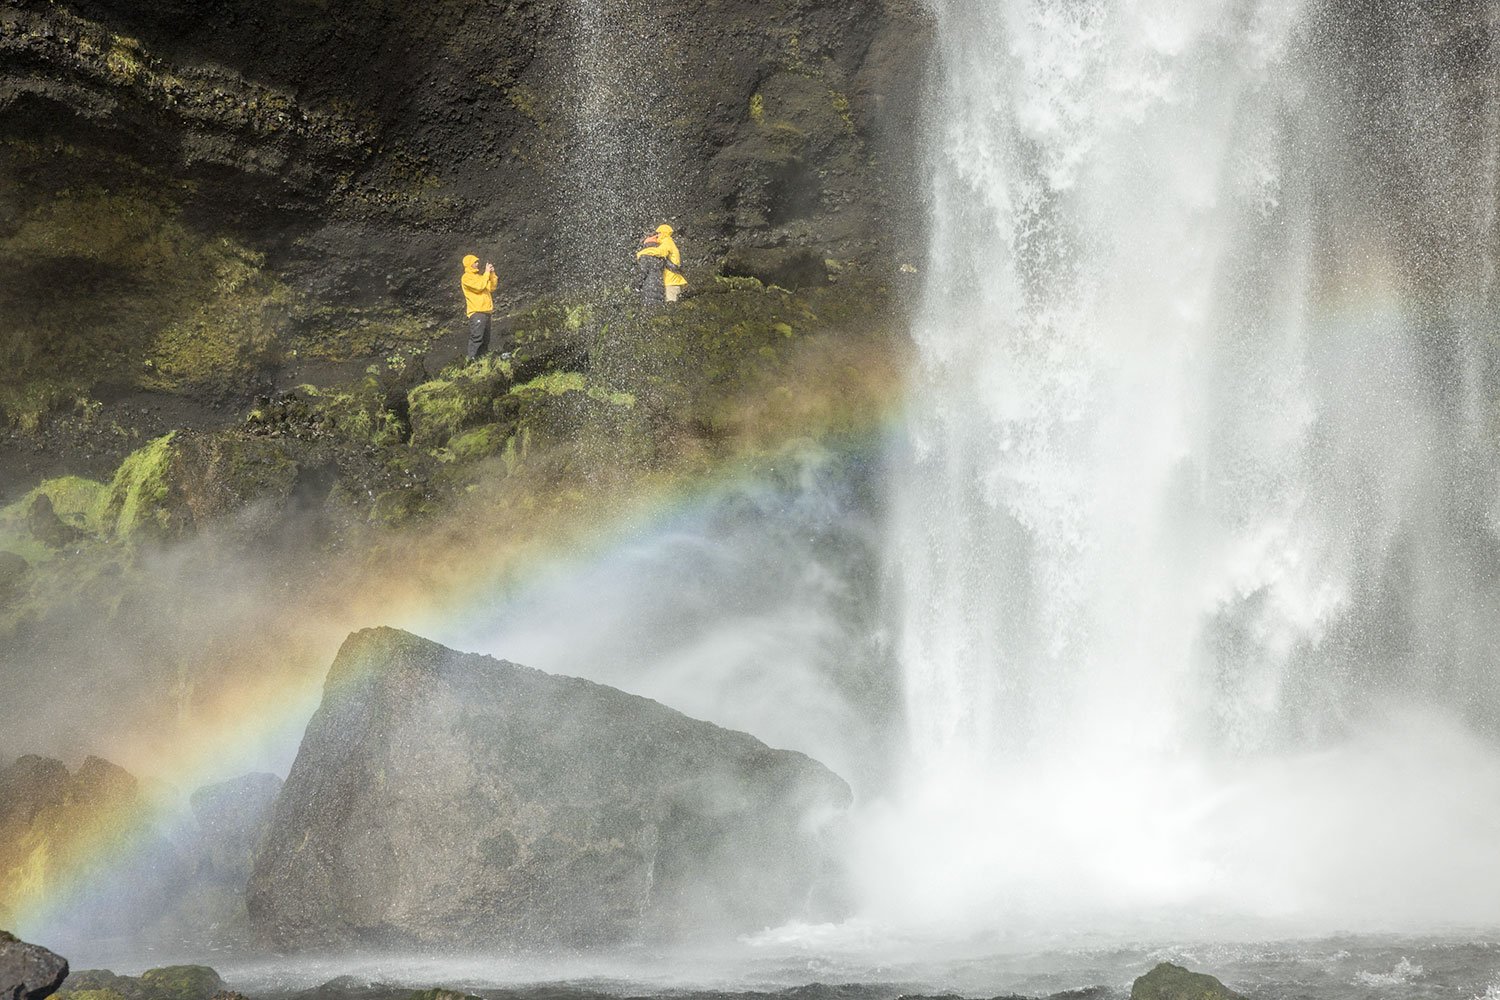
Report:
2,330,911,945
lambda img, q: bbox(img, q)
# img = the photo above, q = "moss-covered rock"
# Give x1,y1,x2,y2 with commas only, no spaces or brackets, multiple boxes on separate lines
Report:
1131,963,1246,1000
58,967,226,1000
367,487,434,527
406,356,515,450
57,971,137,999
30,477,111,534
136,966,225,1000
445,424,511,464
98,433,180,540
407,990,475,1000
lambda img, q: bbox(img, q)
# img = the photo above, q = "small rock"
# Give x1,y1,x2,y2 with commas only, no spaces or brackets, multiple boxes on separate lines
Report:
136,966,225,1000
1131,962,1246,1000
0,931,69,1000
26,494,82,548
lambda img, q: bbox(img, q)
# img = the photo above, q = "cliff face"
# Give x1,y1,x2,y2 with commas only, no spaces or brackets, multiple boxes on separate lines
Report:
0,0,931,439
247,628,853,951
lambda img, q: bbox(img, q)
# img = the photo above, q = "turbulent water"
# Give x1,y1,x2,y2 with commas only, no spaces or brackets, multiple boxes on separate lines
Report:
558,0,685,280
880,0,1500,937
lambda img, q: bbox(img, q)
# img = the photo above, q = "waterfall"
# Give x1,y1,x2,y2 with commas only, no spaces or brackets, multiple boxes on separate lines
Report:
559,0,682,282
878,0,1500,936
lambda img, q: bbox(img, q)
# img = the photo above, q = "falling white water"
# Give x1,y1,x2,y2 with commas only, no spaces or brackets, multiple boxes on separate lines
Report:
559,0,682,280
875,0,1500,937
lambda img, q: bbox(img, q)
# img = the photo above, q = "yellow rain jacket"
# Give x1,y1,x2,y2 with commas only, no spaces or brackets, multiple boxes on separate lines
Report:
635,224,686,288
461,254,498,315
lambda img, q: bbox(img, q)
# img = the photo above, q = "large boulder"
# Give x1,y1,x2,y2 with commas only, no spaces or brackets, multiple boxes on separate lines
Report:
247,627,852,950
0,931,68,1000
1131,963,1246,1000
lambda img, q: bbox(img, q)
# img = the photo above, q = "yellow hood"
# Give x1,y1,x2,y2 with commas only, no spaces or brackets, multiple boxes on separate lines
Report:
655,224,674,237
462,254,480,272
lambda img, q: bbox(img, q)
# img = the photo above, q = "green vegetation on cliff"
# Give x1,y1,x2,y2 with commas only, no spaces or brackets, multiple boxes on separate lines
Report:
100,433,178,540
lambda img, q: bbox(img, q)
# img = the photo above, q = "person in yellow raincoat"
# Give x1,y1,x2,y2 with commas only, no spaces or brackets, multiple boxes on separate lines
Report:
460,254,498,360
635,224,686,303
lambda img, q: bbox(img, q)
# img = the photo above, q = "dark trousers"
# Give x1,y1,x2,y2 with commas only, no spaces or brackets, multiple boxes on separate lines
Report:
466,311,492,360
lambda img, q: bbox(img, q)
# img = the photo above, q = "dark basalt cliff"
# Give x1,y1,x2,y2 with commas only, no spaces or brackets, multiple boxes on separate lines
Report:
247,627,853,950
0,0,931,443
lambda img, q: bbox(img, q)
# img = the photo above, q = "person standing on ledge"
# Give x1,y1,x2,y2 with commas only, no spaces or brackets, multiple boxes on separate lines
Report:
460,253,498,361
635,223,686,303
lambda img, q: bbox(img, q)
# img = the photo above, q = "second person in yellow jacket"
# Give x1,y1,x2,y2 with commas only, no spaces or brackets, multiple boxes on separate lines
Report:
635,224,686,303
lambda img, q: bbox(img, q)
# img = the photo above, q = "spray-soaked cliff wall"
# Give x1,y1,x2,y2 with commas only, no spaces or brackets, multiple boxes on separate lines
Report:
0,0,931,448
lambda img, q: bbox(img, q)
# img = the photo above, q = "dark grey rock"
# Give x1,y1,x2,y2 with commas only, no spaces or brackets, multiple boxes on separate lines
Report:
0,931,68,1000
247,627,852,951
25,495,82,549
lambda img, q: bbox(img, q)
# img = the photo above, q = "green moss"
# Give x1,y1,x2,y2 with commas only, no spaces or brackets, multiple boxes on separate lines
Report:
749,92,766,124
0,141,298,425
306,376,405,446
0,475,112,564
100,433,178,539
407,357,516,450
1131,963,1245,1000
0,381,77,432
409,990,477,1000
137,965,225,1000
60,990,128,1000
512,371,633,408
38,476,107,528
829,89,854,130
514,371,585,396
447,425,512,463
368,487,433,527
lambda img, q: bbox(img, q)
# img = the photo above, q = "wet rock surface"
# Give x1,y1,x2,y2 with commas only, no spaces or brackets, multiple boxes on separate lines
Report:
1129,965,1245,1000
0,0,930,442
247,627,853,951
0,931,68,1000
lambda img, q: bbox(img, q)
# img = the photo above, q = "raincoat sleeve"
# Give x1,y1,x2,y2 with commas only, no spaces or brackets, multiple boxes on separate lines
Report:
462,272,498,293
